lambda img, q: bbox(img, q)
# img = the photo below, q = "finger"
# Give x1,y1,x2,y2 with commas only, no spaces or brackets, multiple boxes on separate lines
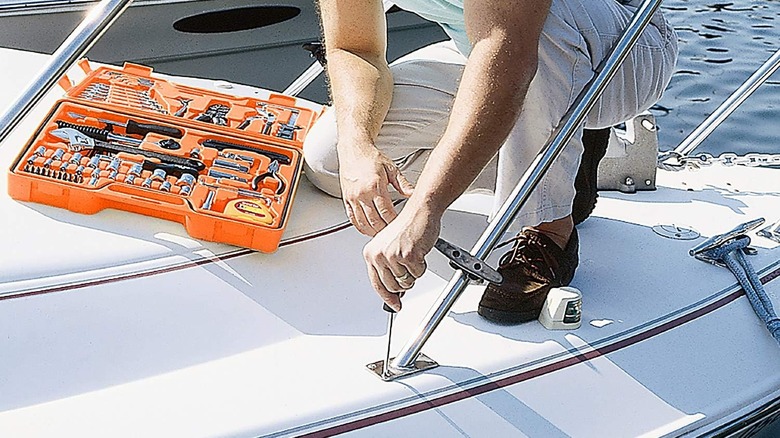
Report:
388,168,415,198
344,202,356,225
365,245,407,292
396,272,416,289
350,201,376,236
359,201,388,234
367,265,403,312
377,263,408,293
373,194,398,226
401,258,427,280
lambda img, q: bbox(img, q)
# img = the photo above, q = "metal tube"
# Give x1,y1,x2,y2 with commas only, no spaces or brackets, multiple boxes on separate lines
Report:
382,312,395,378
0,0,133,144
392,0,665,370
674,47,780,156
283,62,324,97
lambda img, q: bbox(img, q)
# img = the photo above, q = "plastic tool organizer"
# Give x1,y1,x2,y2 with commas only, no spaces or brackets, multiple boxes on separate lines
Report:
7,60,321,252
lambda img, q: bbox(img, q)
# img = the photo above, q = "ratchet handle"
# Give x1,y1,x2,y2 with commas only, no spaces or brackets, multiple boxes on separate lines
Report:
93,140,206,171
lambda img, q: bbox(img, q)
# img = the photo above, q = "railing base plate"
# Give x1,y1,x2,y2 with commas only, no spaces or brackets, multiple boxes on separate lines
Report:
366,353,438,381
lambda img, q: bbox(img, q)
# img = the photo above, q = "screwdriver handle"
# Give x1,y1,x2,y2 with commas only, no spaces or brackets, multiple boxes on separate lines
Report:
125,120,183,138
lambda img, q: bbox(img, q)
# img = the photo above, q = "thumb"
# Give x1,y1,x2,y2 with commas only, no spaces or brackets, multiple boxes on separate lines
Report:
389,168,415,198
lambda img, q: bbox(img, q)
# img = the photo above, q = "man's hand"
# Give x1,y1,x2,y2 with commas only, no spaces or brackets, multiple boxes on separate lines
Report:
362,207,439,311
339,144,415,236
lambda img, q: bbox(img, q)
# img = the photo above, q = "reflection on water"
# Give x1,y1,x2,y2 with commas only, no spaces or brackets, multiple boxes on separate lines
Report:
655,0,780,155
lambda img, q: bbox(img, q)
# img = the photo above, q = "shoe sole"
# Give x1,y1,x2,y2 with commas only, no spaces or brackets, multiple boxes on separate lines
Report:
477,304,540,325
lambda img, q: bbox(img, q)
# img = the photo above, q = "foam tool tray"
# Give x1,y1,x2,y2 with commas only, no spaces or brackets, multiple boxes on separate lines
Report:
7,60,322,252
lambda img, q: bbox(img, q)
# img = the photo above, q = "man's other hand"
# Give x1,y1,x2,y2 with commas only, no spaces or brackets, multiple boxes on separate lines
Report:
339,145,414,236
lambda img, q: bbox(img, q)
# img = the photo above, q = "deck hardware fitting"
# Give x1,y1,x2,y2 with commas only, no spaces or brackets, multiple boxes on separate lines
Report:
434,238,502,285
366,353,438,382
690,219,780,345
689,218,765,267
652,224,700,241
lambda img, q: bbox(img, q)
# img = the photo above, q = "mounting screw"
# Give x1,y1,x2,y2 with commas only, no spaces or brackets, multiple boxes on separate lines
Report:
619,176,636,194
645,179,652,186
367,364,377,370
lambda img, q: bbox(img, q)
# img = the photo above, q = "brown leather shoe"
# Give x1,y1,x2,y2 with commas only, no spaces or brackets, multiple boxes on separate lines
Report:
478,228,579,324
572,127,610,225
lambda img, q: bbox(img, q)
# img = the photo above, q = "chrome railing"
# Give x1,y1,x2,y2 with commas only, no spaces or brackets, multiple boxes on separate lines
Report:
673,47,780,156
390,0,667,373
0,0,133,144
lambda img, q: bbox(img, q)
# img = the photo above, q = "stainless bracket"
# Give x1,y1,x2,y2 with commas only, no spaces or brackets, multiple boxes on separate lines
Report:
434,238,502,285
366,353,439,381
597,112,659,193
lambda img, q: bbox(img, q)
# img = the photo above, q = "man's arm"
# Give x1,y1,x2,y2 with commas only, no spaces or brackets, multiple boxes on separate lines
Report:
406,0,550,218
318,0,414,237
363,0,552,311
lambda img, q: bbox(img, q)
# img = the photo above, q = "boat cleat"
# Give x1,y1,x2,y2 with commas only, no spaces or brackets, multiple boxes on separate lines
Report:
689,218,765,267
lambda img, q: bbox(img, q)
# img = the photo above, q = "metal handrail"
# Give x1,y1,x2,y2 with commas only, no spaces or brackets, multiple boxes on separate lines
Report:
0,0,133,145
391,0,666,371
673,47,780,156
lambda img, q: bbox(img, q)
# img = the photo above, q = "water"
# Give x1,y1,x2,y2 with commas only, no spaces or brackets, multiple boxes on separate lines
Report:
654,0,780,156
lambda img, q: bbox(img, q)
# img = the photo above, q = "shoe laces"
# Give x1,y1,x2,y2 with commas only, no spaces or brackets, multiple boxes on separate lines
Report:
495,232,557,280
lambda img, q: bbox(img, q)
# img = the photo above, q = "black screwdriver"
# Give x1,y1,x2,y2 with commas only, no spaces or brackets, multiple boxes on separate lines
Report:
382,303,396,379
67,112,183,138
99,117,183,138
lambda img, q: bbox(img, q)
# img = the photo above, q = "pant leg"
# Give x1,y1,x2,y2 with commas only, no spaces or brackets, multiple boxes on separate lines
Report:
302,41,469,198
493,0,678,227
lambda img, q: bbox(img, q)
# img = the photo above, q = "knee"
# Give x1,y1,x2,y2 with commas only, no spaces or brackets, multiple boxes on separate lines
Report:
302,107,342,198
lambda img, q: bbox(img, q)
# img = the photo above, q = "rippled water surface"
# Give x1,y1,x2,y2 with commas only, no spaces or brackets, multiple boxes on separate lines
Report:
655,0,780,155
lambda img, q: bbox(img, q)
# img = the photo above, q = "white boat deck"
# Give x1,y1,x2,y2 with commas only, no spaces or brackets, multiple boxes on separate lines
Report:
1,48,779,437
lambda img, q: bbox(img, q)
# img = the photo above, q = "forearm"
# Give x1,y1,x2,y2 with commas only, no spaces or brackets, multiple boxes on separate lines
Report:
405,42,537,217
405,0,549,219
326,49,393,154
318,0,392,155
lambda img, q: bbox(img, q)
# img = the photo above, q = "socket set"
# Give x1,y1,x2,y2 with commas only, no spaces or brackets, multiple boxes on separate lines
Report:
7,61,321,252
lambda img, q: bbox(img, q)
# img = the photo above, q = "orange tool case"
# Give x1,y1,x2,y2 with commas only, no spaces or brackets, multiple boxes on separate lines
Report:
7,60,321,253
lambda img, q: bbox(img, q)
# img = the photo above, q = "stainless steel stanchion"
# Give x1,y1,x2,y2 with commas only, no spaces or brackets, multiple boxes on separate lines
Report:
0,0,133,144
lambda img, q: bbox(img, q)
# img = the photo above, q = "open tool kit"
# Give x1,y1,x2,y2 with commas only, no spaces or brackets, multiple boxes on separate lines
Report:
7,61,320,252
